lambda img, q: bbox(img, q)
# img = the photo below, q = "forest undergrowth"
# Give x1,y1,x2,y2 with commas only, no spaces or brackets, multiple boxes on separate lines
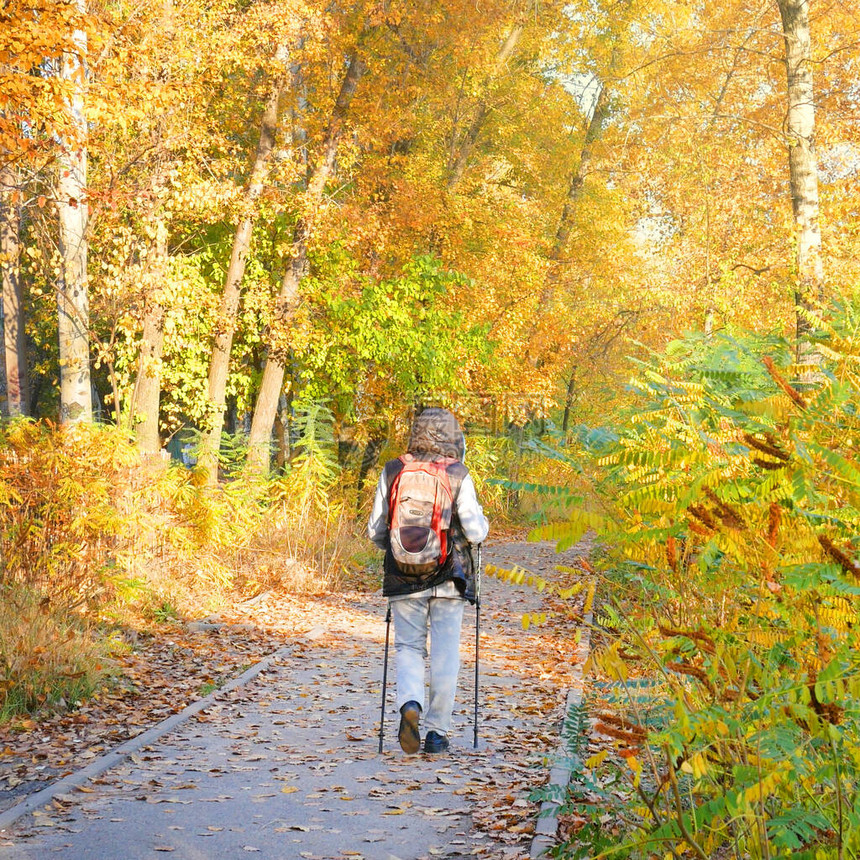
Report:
0,406,364,721
0,402,543,724
517,302,860,860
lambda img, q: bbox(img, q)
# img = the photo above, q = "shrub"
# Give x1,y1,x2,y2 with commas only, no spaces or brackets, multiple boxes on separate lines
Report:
0,419,138,611
259,401,363,591
532,314,860,859
0,409,363,719
470,425,584,526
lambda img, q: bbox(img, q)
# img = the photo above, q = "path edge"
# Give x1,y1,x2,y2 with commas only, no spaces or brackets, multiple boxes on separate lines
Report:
0,640,296,834
529,605,594,859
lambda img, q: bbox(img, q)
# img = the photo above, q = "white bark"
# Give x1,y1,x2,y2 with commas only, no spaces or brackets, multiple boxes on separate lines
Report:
129,223,167,454
1,165,27,417
777,0,824,349
57,0,92,424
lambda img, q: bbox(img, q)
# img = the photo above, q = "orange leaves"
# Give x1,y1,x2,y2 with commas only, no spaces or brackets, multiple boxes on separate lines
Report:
761,356,808,410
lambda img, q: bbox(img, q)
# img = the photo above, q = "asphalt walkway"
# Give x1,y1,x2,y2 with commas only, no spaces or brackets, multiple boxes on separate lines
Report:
0,541,587,860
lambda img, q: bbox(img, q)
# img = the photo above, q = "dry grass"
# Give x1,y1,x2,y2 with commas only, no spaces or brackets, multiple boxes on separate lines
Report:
232,487,369,596
0,586,109,720
0,420,374,720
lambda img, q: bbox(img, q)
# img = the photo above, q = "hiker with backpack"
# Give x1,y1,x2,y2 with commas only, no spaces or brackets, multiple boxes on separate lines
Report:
368,407,489,754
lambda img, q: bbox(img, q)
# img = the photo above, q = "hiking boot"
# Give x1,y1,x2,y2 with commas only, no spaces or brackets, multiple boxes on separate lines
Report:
423,730,450,754
398,701,422,754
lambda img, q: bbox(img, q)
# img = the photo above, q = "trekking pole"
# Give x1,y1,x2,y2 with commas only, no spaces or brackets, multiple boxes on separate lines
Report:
473,543,482,750
378,603,392,754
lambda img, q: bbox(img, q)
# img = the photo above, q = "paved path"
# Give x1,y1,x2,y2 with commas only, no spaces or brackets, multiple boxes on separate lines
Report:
0,541,587,860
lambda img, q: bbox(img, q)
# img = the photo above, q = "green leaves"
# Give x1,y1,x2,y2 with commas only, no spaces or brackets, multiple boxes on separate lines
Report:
526,317,860,859
297,255,493,416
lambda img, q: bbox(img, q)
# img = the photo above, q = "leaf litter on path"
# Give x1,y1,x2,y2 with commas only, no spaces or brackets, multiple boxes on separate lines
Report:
2,539,593,859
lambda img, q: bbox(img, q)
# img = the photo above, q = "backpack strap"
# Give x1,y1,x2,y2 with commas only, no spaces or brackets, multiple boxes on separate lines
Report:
445,460,470,557
445,460,467,501
388,456,455,518
383,457,406,526
384,454,465,530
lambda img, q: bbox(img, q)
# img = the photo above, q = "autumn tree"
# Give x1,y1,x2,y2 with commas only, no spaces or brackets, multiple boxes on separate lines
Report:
125,0,176,456
1,1,94,421
3,0,857,472
198,72,287,480
594,0,857,366
246,40,367,473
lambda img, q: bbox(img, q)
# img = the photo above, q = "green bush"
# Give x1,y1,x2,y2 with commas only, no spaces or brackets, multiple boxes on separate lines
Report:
534,311,860,859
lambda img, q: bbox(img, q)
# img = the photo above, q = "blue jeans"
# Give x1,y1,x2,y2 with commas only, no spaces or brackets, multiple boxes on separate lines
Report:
390,581,466,737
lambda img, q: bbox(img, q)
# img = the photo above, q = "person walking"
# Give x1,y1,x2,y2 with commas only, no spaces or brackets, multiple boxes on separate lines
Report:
368,408,489,754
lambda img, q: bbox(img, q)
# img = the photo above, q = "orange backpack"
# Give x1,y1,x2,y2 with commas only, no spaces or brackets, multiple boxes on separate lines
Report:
388,454,456,575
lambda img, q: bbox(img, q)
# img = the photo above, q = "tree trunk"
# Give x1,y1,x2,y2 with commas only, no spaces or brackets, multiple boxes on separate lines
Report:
128,0,174,455
0,289,6,416
556,84,611,252
776,0,824,355
524,80,612,366
132,301,164,453
538,81,612,314
357,433,387,497
129,223,167,455
0,166,27,417
561,370,576,434
445,25,523,190
246,48,365,474
57,0,92,425
199,78,284,481
246,257,304,473
274,392,290,470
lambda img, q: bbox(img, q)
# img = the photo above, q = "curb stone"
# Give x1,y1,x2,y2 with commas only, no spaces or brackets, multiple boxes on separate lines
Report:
530,605,594,859
0,640,294,834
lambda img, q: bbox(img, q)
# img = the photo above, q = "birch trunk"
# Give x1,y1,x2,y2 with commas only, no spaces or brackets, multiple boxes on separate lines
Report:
1,165,27,417
246,49,365,474
0,286,5,415
129,223,167,455
199,79,283,481
57,0,92,424
446,25,523,190
776,0,824,354
523,81,612,366
127,0,176,454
